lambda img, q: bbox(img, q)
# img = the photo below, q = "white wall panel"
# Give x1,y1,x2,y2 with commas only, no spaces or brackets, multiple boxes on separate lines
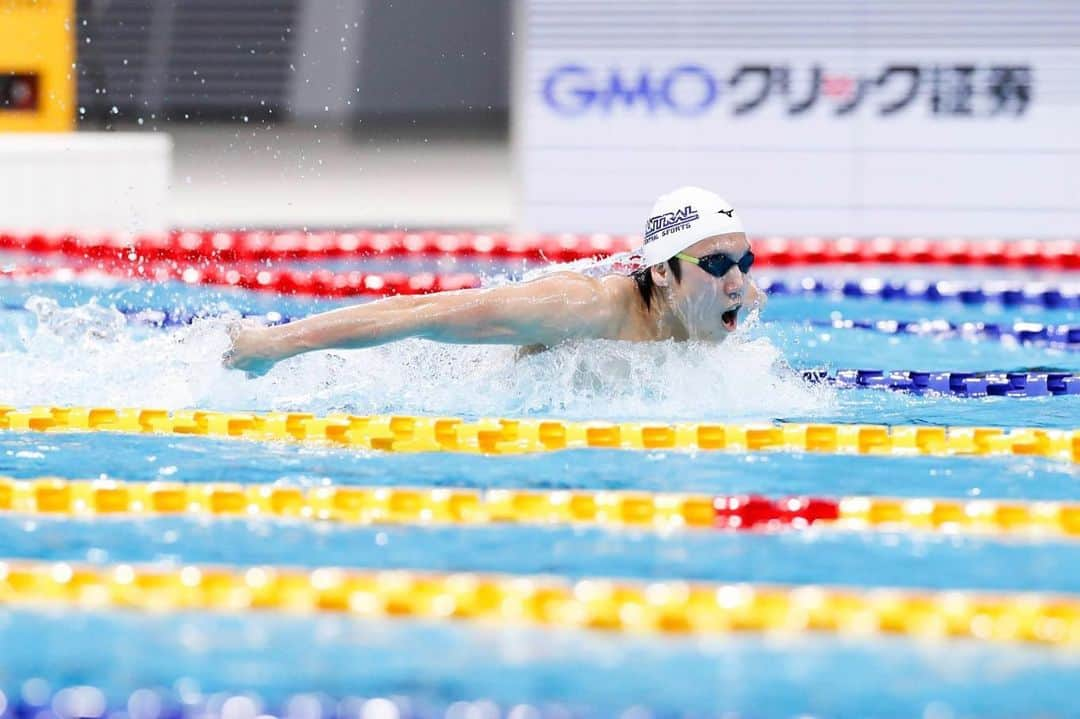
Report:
0,133,172,232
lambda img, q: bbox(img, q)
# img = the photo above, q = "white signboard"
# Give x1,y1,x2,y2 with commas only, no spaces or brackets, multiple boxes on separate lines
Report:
0,133,171,233
514,1,1080,237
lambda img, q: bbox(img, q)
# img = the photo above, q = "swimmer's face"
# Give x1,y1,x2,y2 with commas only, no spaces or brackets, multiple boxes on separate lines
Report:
650,232,751,341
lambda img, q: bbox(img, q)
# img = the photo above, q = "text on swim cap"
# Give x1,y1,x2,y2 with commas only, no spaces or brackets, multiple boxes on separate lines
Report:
645,205,699,242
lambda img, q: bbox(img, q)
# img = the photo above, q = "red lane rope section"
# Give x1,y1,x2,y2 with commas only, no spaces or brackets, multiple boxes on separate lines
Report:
0,261,480,297
2,230,1078,269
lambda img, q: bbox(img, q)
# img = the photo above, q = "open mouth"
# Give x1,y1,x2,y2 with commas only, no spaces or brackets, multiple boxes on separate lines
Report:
721,305,741,331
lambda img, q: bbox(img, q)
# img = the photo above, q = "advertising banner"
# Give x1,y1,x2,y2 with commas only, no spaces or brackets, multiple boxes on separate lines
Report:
515,1,1080,237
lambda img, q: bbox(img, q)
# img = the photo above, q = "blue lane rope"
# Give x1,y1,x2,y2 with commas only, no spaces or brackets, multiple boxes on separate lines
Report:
4,684,590,719
124,308,291,326
4,299,1079,378
2,302,1076,397
8,297,1080,347
0,302,290,327
809,319,1080,350
803,369,1080,397
761,277,1080,308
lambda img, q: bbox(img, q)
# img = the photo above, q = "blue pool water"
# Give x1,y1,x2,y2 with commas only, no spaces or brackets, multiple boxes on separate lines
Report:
0,254,1078,718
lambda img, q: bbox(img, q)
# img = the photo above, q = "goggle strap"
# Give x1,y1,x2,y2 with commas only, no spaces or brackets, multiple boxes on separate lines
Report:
675,250,753,277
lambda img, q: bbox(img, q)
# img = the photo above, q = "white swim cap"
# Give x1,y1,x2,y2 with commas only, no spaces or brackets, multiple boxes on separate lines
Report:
640,186,744,267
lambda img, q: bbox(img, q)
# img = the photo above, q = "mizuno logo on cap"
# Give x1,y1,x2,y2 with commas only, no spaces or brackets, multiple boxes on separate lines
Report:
645,205,699,242
717,208,735,217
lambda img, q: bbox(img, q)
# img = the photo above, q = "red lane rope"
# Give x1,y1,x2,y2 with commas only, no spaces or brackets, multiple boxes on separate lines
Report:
1,230,1077,269
0,261,480,297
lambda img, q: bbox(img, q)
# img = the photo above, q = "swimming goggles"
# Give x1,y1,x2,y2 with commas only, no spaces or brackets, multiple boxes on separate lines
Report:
675,249,754,278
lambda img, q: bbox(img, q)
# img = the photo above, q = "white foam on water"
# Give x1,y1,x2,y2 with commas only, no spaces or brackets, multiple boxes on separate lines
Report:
0,296,835,421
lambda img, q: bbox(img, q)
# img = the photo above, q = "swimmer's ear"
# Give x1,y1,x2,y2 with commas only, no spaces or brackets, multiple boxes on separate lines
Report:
650,263,670,287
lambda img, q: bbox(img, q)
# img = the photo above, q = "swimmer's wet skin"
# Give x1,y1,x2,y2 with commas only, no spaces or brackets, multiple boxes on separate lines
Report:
224,187,765,376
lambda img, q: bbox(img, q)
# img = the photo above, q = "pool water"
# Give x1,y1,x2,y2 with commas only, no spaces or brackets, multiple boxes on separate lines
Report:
0,253,1078,718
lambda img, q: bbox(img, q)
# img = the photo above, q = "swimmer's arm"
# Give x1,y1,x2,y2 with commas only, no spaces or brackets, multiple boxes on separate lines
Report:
229,274,611,369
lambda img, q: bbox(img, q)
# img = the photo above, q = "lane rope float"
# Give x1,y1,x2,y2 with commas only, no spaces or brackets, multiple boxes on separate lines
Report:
8,300,1080,373
7,299,1080,362
3,476,1080,538
2,230,1077,269
4,266,1079,305
0,263,480,297
0,686,619,719
1,558,1078,645
0,406,1076,461
0,302,293,328
760,277,1080,309
10,299,1078,399
803,369,1080,397
12,265,1076,306
810,318,1080,350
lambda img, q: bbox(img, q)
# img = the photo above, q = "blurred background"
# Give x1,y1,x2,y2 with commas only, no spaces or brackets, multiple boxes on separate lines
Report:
3,0,1077,236
2,0,512,229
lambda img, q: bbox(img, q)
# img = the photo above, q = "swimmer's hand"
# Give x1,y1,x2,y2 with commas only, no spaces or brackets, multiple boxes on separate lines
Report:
223,322,279,377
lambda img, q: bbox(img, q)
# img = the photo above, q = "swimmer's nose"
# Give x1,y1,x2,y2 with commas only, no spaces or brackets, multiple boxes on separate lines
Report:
723,267,746,298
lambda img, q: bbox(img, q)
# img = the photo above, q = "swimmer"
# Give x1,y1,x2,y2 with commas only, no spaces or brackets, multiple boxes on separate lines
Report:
224,186,766,376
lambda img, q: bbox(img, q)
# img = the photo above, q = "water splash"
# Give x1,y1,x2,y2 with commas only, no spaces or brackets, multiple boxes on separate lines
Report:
2,298,236,409
24,297,127,344
0,296,832,421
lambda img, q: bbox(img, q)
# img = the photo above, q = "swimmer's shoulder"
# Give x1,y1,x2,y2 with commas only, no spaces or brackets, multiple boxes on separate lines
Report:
522,271,632,314
521,269,631,299
516,271,636,342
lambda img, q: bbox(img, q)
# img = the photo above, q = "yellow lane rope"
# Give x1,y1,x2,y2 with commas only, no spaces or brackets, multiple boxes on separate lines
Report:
0,405,1077,461
3,477,1080,538
1,559,1077,645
